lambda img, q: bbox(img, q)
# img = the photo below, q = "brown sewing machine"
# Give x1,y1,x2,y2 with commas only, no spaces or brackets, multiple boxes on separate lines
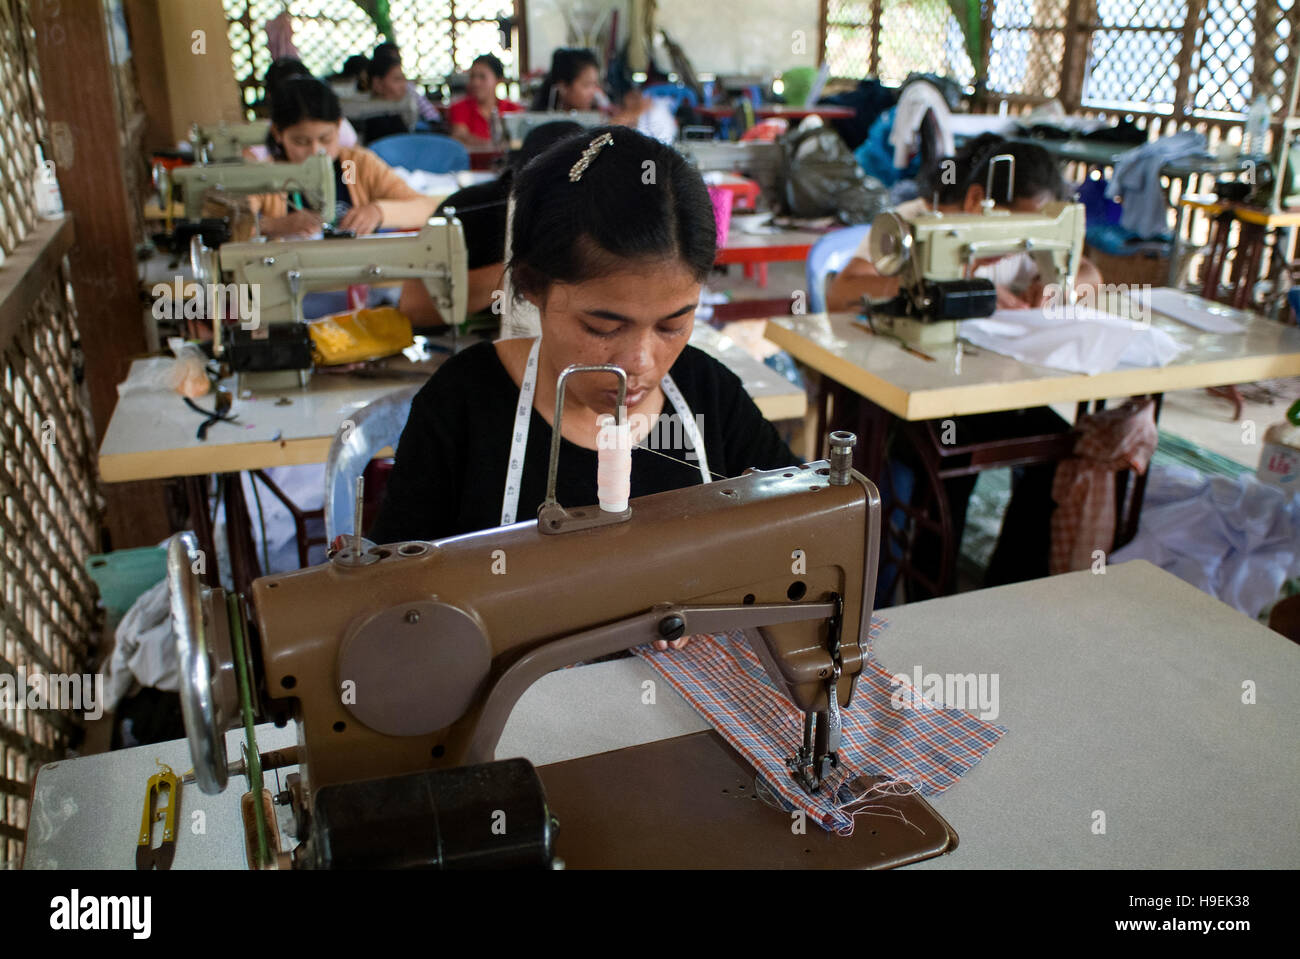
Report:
169,379,900,866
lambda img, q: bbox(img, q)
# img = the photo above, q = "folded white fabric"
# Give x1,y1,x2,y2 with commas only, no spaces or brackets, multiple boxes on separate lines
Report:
1132,287,1248,334
959,307,1185,374
889,82,954,169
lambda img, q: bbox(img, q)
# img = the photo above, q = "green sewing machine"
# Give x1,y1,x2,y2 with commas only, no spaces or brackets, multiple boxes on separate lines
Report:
865,155,1086,347
164,153,336,223
190,217,467,392
190,120,272,163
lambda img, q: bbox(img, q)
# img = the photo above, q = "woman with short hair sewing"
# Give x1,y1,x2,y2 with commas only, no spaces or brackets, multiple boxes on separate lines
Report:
826,135,1102,312
370,128,798,647
829,136,1104,591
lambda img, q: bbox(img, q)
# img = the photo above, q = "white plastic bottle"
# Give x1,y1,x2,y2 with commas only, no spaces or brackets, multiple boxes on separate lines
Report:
1243,94,1271,157
34,146,64,219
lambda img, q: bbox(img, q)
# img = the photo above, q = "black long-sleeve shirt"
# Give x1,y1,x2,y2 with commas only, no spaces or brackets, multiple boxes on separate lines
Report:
370,341,797,543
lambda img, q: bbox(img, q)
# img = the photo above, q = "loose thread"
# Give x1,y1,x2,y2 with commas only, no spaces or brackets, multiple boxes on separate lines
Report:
632,442,729,481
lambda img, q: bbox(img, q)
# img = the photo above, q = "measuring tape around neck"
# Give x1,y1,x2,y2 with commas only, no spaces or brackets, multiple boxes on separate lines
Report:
499,339,710,526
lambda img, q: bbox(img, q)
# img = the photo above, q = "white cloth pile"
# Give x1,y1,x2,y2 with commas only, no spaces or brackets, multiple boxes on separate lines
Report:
104,579,178,712
889,81,955,170
1112,465,1300,618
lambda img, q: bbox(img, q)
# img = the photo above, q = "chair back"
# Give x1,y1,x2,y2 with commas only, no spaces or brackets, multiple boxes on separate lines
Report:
806,225,870,313
324,385,420,542
643,83,698,111
369,133,470,173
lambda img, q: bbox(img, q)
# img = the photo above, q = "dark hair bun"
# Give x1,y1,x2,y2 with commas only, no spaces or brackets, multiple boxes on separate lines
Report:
508,126,716,299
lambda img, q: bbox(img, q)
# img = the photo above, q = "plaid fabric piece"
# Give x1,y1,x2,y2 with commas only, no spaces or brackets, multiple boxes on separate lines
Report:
633,618,1007,835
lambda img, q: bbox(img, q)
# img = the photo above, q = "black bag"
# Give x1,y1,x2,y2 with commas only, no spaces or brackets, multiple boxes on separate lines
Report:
780,125,889,224
821,78,897,151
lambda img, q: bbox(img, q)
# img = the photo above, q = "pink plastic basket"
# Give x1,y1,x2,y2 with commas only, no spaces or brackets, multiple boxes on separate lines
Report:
708,185,734,249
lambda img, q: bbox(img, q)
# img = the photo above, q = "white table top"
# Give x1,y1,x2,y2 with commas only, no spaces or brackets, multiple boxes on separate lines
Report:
765,307,1300,420
719,227,825,253
98,358,440,483
686,322,807,421
97,328,805,483
23,561,1299,869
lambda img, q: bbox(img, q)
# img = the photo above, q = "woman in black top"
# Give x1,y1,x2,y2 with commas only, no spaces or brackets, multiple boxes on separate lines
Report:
400,121,583,324
370,127,796,572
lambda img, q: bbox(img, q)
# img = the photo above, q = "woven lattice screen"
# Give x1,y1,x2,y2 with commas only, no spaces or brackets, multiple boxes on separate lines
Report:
824,0,976,87
225,0,516,107
1,264,101,868
824,0,1298,128
986,0,1068,99
1081,0,1186,112
0,0,43,257
0,0,101,867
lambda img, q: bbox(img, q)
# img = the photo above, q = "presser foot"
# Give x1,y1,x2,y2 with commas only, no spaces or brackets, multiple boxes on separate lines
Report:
788,660,844,794
787,708,840,794
789,751,839,794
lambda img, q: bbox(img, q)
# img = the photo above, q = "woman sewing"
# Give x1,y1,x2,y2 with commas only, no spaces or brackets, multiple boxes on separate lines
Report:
245,75,437,239
530,48,604,112
446,53,523,148
370,128,797,645
399,120,583,324
827,135,1102,311
828,136,1103,591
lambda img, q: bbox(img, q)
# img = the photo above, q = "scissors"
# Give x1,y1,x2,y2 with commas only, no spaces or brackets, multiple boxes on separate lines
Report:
136,761,180,870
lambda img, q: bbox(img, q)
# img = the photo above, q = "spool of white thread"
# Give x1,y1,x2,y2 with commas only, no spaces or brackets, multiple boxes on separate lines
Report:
597,414,632,513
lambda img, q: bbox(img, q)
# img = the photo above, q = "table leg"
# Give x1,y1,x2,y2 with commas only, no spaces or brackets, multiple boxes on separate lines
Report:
812,374,829,460
1232,223,1267,311
1115,392,1164,550
183,475,220,588
832,384,890,483
1201,213,1232,301
221,472,262,596
1168,185,1188,288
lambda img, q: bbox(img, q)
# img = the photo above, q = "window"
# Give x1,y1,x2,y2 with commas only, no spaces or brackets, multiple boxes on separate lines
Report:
822,0,1298,122
224,0,518,107
987,0,1068,99
823,0,976,87
1080,0,1185,113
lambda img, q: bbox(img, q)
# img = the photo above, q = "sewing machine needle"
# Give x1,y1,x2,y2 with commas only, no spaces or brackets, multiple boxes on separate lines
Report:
353,475,365,558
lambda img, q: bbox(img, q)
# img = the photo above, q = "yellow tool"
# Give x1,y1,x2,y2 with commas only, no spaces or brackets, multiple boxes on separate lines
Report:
136,761,180,870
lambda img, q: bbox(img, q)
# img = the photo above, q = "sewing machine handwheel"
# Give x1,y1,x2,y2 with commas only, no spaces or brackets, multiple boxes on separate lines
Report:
189,234,217,288
866,212,911,276
167,532,238,795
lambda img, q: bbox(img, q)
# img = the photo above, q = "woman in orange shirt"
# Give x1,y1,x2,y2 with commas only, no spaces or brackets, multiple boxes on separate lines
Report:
246,75,437,239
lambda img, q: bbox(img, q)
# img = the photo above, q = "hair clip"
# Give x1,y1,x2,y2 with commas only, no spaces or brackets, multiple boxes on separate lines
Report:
569,132,614,182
